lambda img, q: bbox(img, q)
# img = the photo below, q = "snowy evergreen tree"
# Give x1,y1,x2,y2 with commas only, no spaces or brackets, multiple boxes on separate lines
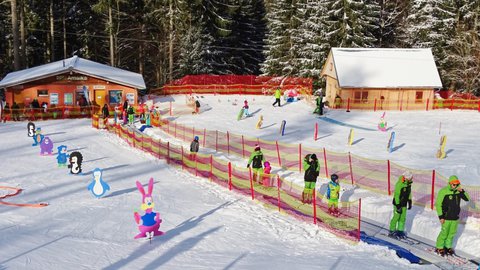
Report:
376,0,408,47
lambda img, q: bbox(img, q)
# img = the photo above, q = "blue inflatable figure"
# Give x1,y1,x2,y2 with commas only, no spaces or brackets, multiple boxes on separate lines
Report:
32,128,44,146
87,168,110,198
56,145,69,167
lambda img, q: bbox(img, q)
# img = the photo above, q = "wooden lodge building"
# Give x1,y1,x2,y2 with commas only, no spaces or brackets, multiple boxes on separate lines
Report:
0,56,146,109
320,48,443,110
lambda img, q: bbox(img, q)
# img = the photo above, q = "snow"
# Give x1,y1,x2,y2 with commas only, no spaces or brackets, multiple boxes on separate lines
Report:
1,94,478,269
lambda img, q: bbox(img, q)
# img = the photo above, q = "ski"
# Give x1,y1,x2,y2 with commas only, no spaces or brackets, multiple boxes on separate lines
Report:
426,248,477,269
381,233,420,246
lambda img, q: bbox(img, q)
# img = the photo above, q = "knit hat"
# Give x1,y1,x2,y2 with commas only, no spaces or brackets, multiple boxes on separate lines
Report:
254,144,260,151
264,161,270,167
448,175,460,185
244,100,248,104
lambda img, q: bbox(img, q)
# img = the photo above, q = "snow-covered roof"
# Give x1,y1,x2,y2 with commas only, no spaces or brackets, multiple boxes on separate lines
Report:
0,56,146,89
328,48,443,89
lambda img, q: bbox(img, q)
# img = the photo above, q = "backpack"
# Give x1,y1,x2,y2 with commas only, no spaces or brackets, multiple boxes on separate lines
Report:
252,154,263,168
195,100,201,107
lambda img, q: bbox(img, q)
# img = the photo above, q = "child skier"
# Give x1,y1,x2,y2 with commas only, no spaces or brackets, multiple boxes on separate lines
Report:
247,144,265,183
327,174,341,216
190,136,200,160
262,161,272,186
127,104,135,125
389,171,413,239
302,154,320,203
243,100,250,117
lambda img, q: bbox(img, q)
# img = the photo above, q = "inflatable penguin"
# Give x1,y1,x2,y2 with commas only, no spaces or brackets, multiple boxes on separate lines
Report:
68,151,83,174
32,128,44,146
56,145,69,167
87,168,110,198
27,122,36,137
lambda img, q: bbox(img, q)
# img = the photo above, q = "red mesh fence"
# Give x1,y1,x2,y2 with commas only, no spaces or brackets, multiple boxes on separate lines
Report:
101,121,361,242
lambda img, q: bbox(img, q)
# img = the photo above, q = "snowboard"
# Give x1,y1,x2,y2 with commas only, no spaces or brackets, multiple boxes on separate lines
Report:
387,131,396,153
237,108,244,121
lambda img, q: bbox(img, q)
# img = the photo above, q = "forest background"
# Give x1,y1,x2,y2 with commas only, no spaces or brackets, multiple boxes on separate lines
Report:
1,0,479,95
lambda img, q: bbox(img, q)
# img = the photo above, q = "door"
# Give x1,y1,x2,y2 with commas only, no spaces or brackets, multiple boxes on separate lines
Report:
95,90,106,108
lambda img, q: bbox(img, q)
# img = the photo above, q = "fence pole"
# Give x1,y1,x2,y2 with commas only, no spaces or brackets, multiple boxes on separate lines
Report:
374,98,377,112
210,155,213,181
227,131,230,156
215,130,218,152
357,198,362,241
450,99,454,111
346,98,351,112
478,100,480,112
169,101,172,116
349,152,354,185
228,162,232,191
192,127,195,141
426,98,430,111
203,128,206,147
249,167,254,200
277,175,281,212
431,170,436,210
323,147,328,177
195,154,198,177
299,144,302,172
314,123,318,141
174,122,177,137
181,146,184,170
387,160,391,196
242,135,245,158
167,142,170,164
276,141,282,167
400,98,403,111
313,188,317,225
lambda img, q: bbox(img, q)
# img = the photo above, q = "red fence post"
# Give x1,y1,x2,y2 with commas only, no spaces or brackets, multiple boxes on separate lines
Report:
210,155,213,181
169,101,172,116
242,135,245,158
195,154,198,177
167,142,170,164
277,175,281,212
181,146,184,170
228,162,232,191
426,98,430,111
387,160,391,196
314,123,318,141
249,167,254,200
299,144,302,172
431,170,436,210
346,98,351,112
400,98,403,111
174,122,177,138
215,130,218,152
276,141,282,167
349,152,354,185
374,98,377,112
192,127,195,141
357,198,362,241
323,147,328,177
450,99,454,111
478,100,480,112
313,188,317,225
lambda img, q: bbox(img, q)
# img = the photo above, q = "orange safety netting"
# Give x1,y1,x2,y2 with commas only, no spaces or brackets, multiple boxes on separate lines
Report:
0,186,48,208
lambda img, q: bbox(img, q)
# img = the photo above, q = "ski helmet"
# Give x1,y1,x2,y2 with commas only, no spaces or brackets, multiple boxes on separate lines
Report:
194,136,199,141
331,174,339,181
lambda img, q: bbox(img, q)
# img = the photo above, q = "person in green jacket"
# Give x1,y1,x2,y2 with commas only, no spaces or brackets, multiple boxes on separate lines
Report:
389,171,413,239
247,144,265,183
435,175,470,256
272,88,282,107
302,154,320,203
327,174,341,216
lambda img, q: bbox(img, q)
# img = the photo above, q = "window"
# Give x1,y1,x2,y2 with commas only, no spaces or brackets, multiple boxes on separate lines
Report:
109,90,123,104
415,91,423,103
354,91,369,103
50,93,59,105
37,90,48,97
64,93,73,105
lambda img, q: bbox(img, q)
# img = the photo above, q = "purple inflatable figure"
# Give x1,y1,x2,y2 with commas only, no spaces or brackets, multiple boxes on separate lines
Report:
133,178,164,240
40,136,54,155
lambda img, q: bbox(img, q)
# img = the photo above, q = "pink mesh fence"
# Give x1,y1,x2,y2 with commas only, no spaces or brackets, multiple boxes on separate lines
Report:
102,121,361,242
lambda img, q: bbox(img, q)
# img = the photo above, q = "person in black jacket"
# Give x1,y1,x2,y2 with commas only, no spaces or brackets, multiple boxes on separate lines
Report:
102,104,109,119
190,136,200,159
247,144,265,183
302,154,320,203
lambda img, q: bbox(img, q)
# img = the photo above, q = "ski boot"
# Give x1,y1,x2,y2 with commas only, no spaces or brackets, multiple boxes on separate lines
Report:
387,231,397,238
446,248,455,256
333,208,340,217
435,248,445,257
396,231,406,239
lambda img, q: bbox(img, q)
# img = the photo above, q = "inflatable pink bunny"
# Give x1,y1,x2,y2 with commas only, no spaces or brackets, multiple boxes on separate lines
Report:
133,178,164,239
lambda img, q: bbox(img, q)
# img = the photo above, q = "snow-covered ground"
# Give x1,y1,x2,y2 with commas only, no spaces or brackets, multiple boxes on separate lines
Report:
0,94,478,269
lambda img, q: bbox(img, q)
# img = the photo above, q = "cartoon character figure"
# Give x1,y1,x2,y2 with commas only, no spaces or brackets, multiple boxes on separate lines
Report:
378,112,387,132
68,151,83,174
87,168,110,198
32,128,44,146
27,122,36,137
56,145,69,167
134,178,163,239
40,136,54,155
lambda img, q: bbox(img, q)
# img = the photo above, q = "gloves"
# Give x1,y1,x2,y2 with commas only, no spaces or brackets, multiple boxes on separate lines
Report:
395,205,402,214
407,199,412,210
247,164,250,168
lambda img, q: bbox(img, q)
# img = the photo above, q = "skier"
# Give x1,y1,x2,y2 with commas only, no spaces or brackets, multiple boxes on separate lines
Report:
388,170,413,239
262,161,272,186
272,88,282,107
193,99,201,114
302,154,320,203
434,175,470,256
190,136,200,160
243,100,250,117
127,104,135,125
327,174,341,216
102,104,109,119
313,90,323,115
247,144,265,183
